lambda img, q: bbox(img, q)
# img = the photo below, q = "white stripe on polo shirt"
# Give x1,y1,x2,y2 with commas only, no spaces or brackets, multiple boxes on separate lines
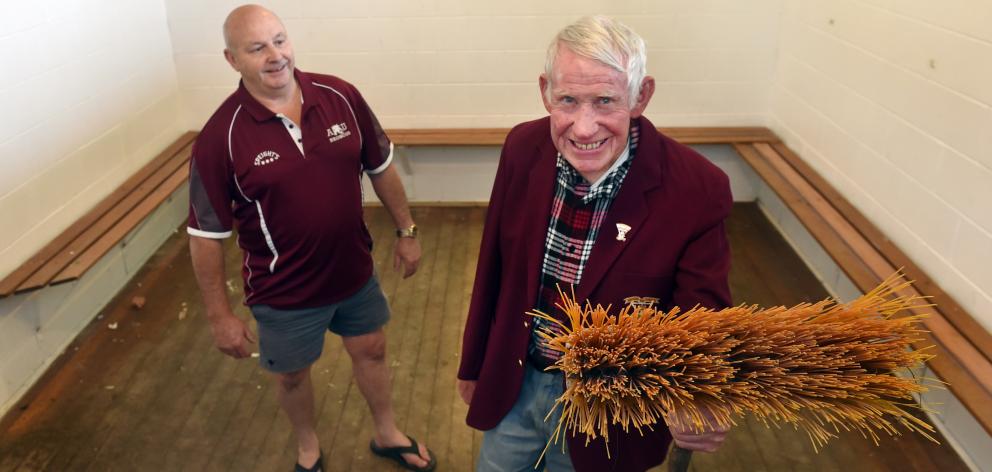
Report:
227,106,252,202
187,227,232,239
227,104,281,274
237,233,254,294
366,142,394,175
255,201,279,273
188,193,233,238
228,105,242,163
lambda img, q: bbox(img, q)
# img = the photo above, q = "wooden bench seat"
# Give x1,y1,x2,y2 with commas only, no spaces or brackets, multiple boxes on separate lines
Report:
0,131,198,298
0,126,773,298
388,126,779,146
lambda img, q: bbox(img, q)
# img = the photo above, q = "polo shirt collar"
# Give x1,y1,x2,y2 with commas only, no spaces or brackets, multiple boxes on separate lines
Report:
235,68,319,122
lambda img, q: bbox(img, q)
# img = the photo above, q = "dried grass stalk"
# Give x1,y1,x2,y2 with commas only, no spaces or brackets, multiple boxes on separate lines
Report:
532,273,939,452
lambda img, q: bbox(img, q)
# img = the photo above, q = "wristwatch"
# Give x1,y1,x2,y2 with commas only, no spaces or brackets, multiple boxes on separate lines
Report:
396,224,418,239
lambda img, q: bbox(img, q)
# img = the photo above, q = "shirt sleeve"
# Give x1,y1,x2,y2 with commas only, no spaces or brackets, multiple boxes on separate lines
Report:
348,86,393,175
187,137,234,239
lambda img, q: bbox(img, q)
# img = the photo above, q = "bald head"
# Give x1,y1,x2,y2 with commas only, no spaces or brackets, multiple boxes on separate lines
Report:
221,4,296,99
223,4,283,50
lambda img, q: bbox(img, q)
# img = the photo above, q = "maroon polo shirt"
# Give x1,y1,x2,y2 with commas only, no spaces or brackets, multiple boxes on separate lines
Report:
187,69,393,309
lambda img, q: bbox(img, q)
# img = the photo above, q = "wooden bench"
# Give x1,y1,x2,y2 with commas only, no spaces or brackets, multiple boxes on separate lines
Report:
0,131,198,298
387,126,779,146
391,126,992,437
0,125,772,299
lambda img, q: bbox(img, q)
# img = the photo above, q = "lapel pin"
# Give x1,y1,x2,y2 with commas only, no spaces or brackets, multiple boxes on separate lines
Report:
623,296,659,310
616,223,631,241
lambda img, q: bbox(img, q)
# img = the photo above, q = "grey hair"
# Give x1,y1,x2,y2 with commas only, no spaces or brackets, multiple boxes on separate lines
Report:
543,16,648,107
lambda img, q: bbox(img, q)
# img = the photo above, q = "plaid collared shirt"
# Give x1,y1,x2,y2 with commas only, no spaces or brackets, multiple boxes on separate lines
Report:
528,124,640,367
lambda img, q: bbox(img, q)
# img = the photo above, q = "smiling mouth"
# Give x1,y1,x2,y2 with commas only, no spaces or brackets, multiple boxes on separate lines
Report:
571,138,607,151
266,63,288,74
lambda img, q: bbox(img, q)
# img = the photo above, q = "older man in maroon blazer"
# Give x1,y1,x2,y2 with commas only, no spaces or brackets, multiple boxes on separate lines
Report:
457,16,734,472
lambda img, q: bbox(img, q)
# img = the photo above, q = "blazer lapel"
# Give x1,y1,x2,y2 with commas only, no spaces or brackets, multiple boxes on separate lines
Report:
522,137,559,308
577,119,664,302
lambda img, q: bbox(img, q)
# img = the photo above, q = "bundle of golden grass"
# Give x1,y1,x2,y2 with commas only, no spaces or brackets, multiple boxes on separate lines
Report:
532,274,939,452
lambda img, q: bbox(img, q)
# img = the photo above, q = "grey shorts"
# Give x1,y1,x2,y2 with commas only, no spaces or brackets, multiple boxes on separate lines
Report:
250,275,390,373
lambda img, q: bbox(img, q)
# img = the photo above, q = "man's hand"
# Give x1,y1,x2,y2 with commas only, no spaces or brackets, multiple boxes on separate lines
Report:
208,312,256,359
394,237,421,278
668,408,730,453
368,165,419,279
190,236,254,358
457,379,476,405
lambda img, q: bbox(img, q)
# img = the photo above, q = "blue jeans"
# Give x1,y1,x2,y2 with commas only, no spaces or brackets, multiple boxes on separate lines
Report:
477,364,575,472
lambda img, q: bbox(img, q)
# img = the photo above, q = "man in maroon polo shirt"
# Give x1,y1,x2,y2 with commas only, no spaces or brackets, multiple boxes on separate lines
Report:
458,16,732,471
187,5,434,472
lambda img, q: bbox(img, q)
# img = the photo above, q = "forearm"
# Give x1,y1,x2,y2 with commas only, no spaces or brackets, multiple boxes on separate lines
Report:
368,165,415,229
188,235,235,320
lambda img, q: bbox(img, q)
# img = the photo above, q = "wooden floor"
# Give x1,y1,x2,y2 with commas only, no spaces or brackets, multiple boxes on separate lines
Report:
0,204,970,472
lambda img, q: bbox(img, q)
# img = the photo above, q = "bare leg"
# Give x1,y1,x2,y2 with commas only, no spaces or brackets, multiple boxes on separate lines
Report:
274,367,321,468
343,329,431,468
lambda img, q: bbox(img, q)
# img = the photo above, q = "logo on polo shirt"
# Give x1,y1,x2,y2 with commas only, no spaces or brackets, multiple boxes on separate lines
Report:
254,150,280,166
327,122,352,143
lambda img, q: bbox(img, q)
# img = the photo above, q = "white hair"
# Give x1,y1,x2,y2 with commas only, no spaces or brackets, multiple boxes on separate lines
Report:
544,16,648,107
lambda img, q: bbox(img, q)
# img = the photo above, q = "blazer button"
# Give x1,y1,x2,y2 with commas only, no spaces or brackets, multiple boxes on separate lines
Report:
524,321,529,328
518,359,523,366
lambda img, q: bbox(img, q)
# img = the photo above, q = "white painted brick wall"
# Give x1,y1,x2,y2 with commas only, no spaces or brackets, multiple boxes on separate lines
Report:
165,0,782,130
772,0,992,331
0,0,185,278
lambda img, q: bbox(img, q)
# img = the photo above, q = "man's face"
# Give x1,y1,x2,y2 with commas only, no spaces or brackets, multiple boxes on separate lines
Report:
540,46,652,183
224,12,295,96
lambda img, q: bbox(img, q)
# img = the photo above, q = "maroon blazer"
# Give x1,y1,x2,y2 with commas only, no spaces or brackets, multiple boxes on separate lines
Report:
458,115,733,471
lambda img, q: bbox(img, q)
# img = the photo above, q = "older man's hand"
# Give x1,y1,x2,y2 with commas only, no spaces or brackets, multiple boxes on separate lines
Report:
457,379,476,405
668,409,730,453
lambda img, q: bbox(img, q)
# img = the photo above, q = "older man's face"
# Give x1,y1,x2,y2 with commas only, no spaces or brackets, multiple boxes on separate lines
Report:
224,11,295,96
541,46,651,183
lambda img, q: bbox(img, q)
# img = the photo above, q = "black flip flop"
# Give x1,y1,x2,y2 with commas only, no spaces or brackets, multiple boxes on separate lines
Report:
293,450,323,472
369,435,437,471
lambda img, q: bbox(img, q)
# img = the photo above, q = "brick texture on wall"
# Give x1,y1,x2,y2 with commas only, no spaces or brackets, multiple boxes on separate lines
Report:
165,0,782,130
770,0,992,335
0,0,185,278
